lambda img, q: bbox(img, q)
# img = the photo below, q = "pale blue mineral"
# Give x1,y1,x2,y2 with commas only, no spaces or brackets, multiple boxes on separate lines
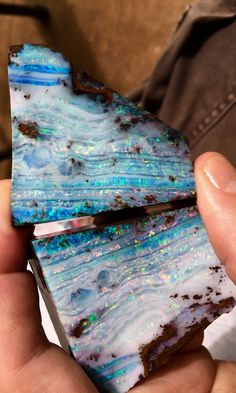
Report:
9,44,236,393
9,44,195,226
32,207,236,392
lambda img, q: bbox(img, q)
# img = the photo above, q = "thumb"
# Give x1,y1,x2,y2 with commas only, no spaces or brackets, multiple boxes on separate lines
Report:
195,152,236,283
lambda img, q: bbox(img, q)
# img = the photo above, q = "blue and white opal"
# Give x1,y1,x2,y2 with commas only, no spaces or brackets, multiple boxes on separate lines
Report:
9,44,194,226
32,206,236,392
10,45,236,393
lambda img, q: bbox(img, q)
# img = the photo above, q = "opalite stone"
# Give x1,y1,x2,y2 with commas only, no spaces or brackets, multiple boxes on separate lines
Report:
9,44,236,393
9,44,194,226
31,206,236,393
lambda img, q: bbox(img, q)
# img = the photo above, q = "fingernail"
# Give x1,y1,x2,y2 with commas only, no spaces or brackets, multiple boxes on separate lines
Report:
203,154,236,193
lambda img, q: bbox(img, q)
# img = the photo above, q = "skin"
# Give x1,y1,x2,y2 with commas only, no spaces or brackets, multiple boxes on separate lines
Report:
0,152,236,392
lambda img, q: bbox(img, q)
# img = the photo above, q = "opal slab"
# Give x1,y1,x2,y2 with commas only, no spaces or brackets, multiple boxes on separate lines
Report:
9,44,194,226
9,44,236,393
31,206,236,393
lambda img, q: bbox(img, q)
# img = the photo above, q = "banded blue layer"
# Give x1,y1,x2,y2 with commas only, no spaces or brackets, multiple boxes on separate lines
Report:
9,44,195,225
32,207,236,393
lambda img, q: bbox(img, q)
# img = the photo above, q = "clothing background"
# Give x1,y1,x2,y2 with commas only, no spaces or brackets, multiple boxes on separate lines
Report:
129,0,236,166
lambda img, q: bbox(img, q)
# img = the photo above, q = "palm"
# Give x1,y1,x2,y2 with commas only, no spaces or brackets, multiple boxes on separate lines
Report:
1,153,236,393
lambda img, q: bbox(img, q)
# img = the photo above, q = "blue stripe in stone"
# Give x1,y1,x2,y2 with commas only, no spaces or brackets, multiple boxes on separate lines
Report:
9,76,61,86
9,63,70,74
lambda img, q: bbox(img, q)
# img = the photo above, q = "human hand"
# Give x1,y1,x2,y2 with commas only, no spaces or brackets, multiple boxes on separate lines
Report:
0,152,236,393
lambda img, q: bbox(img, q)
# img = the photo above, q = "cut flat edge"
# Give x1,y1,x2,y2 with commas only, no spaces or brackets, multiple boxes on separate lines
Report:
34,196,197,239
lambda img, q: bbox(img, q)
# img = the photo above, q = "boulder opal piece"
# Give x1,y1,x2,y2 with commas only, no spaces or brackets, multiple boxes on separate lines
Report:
9,45,236,393
31,207,236,393
9,44,194,226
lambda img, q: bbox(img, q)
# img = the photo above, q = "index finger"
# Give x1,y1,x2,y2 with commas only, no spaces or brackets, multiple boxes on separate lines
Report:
0,179,32,273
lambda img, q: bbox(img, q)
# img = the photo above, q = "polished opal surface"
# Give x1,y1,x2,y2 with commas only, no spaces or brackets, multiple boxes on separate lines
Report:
9,44,194,226
32,206,236,393
10,44,236,393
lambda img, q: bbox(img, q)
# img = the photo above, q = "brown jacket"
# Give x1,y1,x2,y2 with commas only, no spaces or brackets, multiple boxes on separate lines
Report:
129,0,236,165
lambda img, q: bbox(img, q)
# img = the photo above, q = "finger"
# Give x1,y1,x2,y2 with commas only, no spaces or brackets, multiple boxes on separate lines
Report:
0,179,97,392
0,179,49,372
211,360,236,393
0,179,33,273
0,270,49,372
195,153,236,283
